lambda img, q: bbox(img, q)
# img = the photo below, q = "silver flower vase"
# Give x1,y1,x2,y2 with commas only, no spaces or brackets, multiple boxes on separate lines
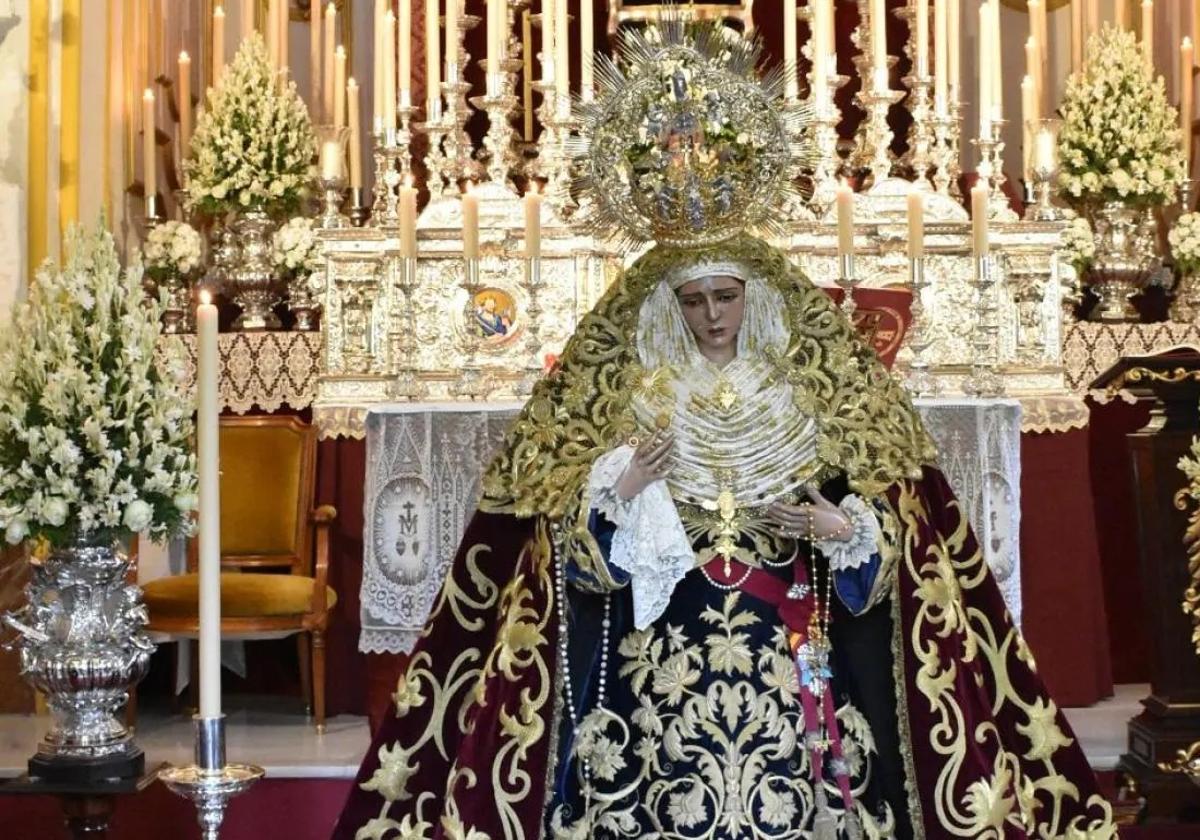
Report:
1172,271,1200,323
288,271,322,331
1086,201,1159,322
228,209,281,330
1,540,153,780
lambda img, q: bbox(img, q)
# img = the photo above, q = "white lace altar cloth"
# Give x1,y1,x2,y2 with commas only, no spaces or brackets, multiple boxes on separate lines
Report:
360,399,1023,653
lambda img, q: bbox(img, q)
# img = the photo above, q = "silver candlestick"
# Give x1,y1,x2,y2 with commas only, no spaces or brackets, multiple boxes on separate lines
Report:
390,254,427,400
415,102,451,203
370,130,396,224
532,79,574,215
442,66,483,183
904,74,936,188
454,257,489,400
160,716,264,840
517,256,545,395
904,255,941,396
1179,177,1195,211
972,119,1018,221
837,253,859,316
861,83,904,187
318,176,349,229
809,72,850,211
471,80,520,193
395,99,417,180
961,254,1005,397
930,104,959,196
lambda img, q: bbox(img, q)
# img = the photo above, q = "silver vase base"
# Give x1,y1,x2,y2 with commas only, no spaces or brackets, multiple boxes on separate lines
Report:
160,763,265,840
233,310,282,331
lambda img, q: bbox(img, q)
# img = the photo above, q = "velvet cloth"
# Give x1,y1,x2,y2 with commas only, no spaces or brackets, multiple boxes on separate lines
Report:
331,467,1114,839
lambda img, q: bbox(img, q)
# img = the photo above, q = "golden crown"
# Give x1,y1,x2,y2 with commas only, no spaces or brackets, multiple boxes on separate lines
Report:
571,15,813,250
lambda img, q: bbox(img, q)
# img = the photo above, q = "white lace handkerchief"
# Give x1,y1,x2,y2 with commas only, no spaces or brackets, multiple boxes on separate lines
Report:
588,446,696,629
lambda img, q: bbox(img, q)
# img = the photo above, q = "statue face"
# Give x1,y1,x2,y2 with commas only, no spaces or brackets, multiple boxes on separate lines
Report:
675,274,745,363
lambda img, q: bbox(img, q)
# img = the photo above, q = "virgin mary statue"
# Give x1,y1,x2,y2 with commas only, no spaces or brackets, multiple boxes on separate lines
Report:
334,18,1116,840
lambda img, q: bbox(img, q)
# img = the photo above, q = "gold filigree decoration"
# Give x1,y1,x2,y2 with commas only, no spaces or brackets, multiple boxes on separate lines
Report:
480,235,937,584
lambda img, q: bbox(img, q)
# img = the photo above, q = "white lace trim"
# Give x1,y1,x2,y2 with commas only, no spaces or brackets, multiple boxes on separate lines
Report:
814,494,883,572
587,446,696,630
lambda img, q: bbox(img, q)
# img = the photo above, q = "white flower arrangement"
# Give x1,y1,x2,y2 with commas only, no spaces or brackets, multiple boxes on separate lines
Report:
1171,212,1200,275
0,222,198,547
272,216,322,277
1057,24,1185,209
185,32,316,217
1060,216,1096,272
142,220,203,283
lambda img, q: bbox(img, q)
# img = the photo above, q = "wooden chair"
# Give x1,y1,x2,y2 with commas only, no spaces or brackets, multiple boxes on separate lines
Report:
142,416,338,730
606,0,757,36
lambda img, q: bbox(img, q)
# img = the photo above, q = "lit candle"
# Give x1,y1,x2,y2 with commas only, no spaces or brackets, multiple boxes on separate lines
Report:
542,0,556,82
581,0,594,101
934,0,947,112
425,0,441,114
348,77,362,188
383,12,396,129
971,184,989,256
399,0,412,105
784,0,798,100
907,187,925,259
142,89,156,204
915,0,929,78
178,51,192,156
948,0,959,99
487,0,501,77
872,0,887,89
213,6,226,86
524,182,543,258
196,291,222,720
311,0,322,116
978,2,992,135
555,0,569,104
333,45,346,128
447,0,459,77
1021,75,1036,183
462,185,479,259
1142,0,1154,69
319,136,343,180
836,182,854,260
323,2,336,124
267,0,279,68
400,177,418,257
1184,37,1194,179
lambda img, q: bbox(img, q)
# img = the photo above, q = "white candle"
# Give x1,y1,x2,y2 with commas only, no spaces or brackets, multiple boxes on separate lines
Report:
1142,0,1154,69
384,12,396,129
425,0,441,113
399,0,412,103
447,0,459,77
320,137,343,179
241,0,254,41
142,89,156,204
311,0,322,116
1025,36,1041,122
978,2,992,135
948,0,959,99
400,177,418,257
989,0,1002,121
1086,0,1099,38
487,0,501,77
1031,0,1047,110
915,0,929,77
836,182,854,259
523,9,534,138
1021,74,1035,182
373,0,383,130
872,0,887,87
462,185,479,259
323,2,336,123
213,6,226,87
1117,0,1129,29
178,52,192,156
267,0,279,68
907,187,925,259
813,0,829,109
581,0,594,101
934,0,947,112
542,0,555,82
555,0,568,103
348,77,362,188
333,45,346,128
1071,0,1083,71
1184,37,1194,179
277,0,288,73
524,183,543,257
1035,125,1055,172
196,292,222,720
784,0,798,100
971,184,989,255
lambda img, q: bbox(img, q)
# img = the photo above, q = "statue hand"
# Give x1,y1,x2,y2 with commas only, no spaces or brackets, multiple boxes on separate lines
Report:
767,488,853,542
615,432,675,501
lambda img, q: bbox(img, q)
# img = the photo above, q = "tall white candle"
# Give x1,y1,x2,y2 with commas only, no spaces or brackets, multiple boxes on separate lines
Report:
178,51,192,157
836,182,854,259
978,2,992,135
267,0,279,68
348,77,362,188
581,0,594,101
524,183,542,258
334,46,346,128
907,187,925,259
241,0,254,41
934,0,947,111
447,0,459,76
915,0,929,77
989,0,1002,121
277,0,289,73
373,0,383,130
323,2,336,124
462,185,479,259
142,89,156,203
384,12,396,129
1184,36,1194,179
542,0,555,81
487,0,501,77
1025,36,1041,120
213,6,226,87
948,0,959,99
813,0,829,109
784,0,798,100
1142,0,1154,69
971,185,989,255
196,292,222,720
1021,74,1035,182
399,0,412,103
312,0,323,116
425,0,441,113
872,0,887,87
400,177,418,257
554,0,568,103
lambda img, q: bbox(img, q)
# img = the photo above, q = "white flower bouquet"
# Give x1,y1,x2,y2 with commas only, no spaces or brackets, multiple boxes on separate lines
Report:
272,216,322,277
185,32,316,217
1171,212,1200,275
1057,24,1185,209
142,220,203,284
1060,216,1096,273
0,222,199,547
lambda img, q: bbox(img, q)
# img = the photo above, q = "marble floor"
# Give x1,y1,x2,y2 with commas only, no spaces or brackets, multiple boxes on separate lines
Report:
0,685,1146,779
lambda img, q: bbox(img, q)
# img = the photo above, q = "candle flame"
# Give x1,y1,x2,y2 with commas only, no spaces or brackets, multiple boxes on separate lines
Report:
180,50,190,61
529,181,540,195
200,290,213,306
214,5,224,16
404,174,414,188
143,88,154,101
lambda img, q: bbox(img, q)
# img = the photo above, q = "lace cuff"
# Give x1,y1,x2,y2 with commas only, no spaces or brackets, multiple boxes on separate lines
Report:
587,446,695,630
814,494,883,572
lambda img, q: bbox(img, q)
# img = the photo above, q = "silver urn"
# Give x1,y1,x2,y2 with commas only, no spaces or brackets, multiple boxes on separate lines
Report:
228,208,282,330
2,540,153,776
1086,200,1159,322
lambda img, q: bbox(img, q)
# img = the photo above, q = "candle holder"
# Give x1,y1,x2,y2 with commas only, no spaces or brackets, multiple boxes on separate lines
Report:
160,716,264,840
1179,177,1195,211
1025,118,1064,222
441,73,483,184
371,130,396,224
415,103,452,203
389,254,427,400
972,119,1019,221
904,255,941,396
144,194,163,226
837,252,860,316
809,72,850,211
532,79,575,215
347,187,369,227
904,74,936,188
961,254,1006,397
930,104,960,197
396,100,417,180
316,125,351,229
454,257,489,400
517,255,545,395
318,176,350,229
471,89,521,193
861,84,904,187
946,97,965,199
